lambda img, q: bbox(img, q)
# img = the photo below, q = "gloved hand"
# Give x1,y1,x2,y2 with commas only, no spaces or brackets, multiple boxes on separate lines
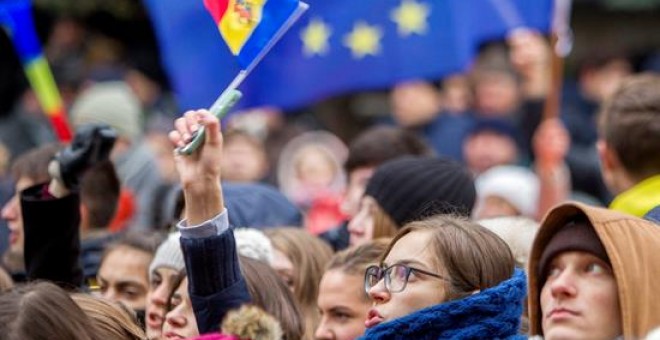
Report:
50,124,117,191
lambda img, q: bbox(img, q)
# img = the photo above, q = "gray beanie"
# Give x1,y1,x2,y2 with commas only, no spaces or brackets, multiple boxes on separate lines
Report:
149,232,185,280
70,81,142,141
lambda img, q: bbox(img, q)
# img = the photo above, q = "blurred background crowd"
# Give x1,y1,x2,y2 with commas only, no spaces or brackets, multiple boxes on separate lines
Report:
1,0,660,339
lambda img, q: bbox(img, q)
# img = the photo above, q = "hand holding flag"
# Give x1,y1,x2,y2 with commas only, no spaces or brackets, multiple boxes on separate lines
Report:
176,0,308,155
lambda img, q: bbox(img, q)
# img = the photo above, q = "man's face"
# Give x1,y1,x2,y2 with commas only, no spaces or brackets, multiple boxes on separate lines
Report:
97,246,152,312
1,177,35,260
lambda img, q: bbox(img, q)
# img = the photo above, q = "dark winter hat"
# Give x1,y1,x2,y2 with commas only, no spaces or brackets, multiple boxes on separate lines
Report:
364,156,476,226
538,217,610,278
223,182,303,229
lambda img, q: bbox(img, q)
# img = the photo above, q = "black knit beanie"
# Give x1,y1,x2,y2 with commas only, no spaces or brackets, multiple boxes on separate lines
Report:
538,218,610,278
364,156,476,226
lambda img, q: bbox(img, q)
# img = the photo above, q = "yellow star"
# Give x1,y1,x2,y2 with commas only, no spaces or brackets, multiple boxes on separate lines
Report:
391,0,430,37
301,18,332,57
343,21,383,59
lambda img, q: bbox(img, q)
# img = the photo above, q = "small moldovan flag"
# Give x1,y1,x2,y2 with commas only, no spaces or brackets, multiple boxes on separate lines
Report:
204,0,308,70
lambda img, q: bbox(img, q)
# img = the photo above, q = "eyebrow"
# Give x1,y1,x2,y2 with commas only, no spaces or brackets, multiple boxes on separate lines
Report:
386,259,431,270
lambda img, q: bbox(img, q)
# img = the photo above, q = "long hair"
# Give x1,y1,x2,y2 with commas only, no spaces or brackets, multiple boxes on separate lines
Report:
0,282,96,340
71,293,146,340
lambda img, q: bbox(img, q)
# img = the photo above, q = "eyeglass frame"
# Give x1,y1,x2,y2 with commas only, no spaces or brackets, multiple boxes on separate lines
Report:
364,263,449,294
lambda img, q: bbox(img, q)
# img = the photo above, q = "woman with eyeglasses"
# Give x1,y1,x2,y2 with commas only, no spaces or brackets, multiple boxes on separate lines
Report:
362,214,527,339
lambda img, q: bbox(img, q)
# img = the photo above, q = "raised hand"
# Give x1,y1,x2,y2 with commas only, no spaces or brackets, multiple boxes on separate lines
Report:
169,110,225,224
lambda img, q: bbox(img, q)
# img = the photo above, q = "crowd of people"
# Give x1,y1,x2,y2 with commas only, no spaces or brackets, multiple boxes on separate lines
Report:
2,8,660,340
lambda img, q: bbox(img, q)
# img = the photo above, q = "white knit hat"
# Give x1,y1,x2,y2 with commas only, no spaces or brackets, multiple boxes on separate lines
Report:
149,232,184,280
474,165,540,218
234,228,274,264
70,81,142,141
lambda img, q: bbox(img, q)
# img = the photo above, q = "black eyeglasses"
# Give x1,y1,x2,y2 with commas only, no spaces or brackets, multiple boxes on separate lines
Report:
364,263,448,294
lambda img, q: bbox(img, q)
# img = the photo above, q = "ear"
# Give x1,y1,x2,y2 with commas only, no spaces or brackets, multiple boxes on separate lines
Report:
79,204,89,231
597,139,620,172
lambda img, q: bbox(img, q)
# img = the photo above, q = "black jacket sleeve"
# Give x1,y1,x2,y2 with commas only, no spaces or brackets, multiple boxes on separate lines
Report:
21,183,83,289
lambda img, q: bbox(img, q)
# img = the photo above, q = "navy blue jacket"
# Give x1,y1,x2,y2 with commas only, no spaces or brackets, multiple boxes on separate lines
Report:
178,211,251,334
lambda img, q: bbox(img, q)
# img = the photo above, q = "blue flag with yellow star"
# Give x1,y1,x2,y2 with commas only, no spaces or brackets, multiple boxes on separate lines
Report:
144,0,552,111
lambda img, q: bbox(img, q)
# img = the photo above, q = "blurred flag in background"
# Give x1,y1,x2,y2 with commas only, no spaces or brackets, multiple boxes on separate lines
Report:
0,0,72,141
143,0,553,112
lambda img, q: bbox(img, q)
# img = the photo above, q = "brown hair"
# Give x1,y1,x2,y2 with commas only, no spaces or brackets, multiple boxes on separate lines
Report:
345,126,433,173
71,293,146,340
10,143,61,183
382,215,514,300
240,256,305,340
372,205,399,239
263,228,332,340
0,281,96,340
326,238,390,301
80,160,120,230
599,73,660,181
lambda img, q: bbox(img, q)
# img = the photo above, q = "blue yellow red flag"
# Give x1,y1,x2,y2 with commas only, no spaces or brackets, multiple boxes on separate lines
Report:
204,0,307,70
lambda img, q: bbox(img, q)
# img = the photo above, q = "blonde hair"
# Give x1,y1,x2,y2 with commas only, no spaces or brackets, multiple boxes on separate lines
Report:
372,204,399,239
71,294,146,340
265,228,333,340
0,267,13,292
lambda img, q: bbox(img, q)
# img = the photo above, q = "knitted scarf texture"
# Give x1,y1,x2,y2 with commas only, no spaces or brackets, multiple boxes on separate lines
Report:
360,269,527,340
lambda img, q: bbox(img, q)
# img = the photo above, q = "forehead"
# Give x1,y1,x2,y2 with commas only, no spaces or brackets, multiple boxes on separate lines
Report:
318,270,366,307
100,246,152,282
384,231,434,266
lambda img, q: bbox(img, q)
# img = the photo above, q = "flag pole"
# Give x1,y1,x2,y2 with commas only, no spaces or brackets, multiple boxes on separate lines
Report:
542,0,573,120
176,2,309,155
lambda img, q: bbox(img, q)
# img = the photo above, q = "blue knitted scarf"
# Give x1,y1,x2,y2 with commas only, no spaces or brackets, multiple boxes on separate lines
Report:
360,269,527,340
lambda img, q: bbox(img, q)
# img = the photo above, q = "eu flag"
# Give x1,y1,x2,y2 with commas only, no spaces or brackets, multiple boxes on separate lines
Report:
143,0,553,112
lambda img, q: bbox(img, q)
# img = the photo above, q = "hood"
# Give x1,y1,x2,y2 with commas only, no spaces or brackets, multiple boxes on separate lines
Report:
223,182,303,228
528,202,660,338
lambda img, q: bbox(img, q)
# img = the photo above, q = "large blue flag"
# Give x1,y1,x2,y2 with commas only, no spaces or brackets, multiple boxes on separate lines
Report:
143,0,552,112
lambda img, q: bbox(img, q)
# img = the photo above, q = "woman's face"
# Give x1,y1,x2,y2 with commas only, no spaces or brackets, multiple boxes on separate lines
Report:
366,231,446,328
272,248,296,292
315,270,371,340
540,251,621,340
347,196,376,246
162,278,199,340
146,267,180,339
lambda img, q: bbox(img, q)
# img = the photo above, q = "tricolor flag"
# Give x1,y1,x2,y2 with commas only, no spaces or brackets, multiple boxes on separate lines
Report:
0,0,72,141
204,0,308,70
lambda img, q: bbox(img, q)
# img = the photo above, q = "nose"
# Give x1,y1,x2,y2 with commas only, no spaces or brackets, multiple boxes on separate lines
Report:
314,318,334,340
165,310,186,328
150,284,169,308
1,197,18,221
549,269,577,298
368,278,391,304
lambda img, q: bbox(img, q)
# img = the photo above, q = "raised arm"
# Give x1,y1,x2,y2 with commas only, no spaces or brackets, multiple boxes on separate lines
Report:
170,110,251,334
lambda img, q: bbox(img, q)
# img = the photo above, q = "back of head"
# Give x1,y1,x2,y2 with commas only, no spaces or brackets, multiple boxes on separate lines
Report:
70,81,142,142
390,215,514,300
599,73,660,181
239,256,304,340
528,202,660,338
71,293,146,340
80,160,120,230
264,228,333,307
344,126,433,173
365,156,476,227
223,182,302,228
221,305,283,340
0,282,95,340
10,143,61,183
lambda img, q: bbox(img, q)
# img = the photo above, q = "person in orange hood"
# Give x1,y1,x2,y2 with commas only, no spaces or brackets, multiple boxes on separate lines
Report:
528,202,660,339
